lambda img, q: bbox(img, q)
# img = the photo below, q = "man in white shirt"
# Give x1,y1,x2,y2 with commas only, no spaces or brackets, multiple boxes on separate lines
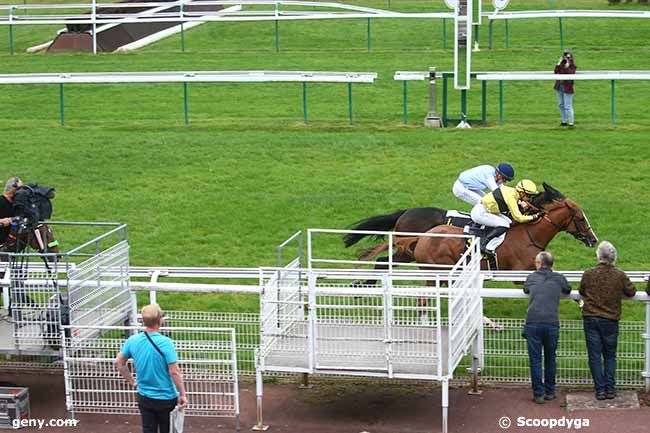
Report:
452,163,515,206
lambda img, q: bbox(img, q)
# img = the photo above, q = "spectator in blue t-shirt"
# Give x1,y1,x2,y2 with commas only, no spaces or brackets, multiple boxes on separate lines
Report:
115,304,187,433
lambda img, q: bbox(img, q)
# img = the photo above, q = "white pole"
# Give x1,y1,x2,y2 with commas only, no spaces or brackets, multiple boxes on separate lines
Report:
92,0,97,54
441,378,449,433
149,270,160,304
645,301,650,393
252,368,269,430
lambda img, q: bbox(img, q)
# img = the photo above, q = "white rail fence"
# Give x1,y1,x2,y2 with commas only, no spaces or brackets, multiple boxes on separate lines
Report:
62,325,240,428
0,227,649,391
0,71,377,125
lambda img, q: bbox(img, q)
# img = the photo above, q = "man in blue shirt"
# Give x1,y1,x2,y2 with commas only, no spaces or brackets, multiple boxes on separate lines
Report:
452,163,515,207
115,304,187,433
523,251,571,404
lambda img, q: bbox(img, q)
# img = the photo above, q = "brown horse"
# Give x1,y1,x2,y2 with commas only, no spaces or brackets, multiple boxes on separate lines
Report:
410,195,598,270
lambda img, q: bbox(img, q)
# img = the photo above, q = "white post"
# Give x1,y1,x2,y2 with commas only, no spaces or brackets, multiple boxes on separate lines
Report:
388,232,393,273
149,270,160,305
645,301,650,393
383,274,393,378
441,378,449,433
307,272,317,373
92,0,97,55
2,267,10,310
307,229,313,271
231,329,241,431
252,368,269,430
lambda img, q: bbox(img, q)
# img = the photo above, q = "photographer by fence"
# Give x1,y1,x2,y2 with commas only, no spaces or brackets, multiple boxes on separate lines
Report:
579,241,636,400
523,251,571,404
115,304,188,433
554,50,577,127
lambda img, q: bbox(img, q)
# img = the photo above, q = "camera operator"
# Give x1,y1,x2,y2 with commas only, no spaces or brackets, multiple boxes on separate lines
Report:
0,177,23,244
554,50,577,127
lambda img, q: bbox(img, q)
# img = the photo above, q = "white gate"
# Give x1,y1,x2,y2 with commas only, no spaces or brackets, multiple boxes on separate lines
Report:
62,325,240,427
256,229,484,433
5,223,133,353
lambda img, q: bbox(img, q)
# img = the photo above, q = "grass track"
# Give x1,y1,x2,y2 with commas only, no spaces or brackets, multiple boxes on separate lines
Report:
0,0,648,317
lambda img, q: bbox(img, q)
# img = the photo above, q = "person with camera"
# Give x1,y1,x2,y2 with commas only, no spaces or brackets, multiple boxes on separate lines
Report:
115,304,187,433
554,51,577,126
0,177,23,244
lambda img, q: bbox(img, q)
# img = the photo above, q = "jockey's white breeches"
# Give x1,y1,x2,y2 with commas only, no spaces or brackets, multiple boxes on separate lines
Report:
452,180,484,206
470,203,512,228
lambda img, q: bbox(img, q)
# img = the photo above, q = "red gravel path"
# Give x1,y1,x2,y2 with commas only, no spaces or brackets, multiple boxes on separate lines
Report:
4,373,650,433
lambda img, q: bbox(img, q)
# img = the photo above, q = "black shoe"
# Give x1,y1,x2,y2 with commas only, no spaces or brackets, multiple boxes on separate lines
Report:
544,394,556,401
560,122,568,126
606,390,616,399
596,392,607,400
533,395,545,404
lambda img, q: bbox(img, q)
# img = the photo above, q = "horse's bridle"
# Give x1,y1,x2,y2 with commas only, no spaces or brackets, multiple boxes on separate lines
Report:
527,201,594,247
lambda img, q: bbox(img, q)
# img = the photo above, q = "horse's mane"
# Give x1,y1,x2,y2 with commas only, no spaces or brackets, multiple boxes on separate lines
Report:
531,182,566,208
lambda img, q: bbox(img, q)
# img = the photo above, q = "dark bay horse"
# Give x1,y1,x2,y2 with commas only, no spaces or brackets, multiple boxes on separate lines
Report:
410,193,598,270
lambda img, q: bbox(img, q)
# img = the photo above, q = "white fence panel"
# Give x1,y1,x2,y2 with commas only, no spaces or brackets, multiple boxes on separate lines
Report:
62,325,240,425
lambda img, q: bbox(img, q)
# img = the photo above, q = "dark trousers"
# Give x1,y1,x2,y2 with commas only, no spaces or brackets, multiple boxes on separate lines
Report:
583,316,619,393
524,323,559,397
138,394,178,433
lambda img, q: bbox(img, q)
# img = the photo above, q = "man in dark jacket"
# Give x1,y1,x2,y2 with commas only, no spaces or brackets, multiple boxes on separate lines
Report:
0,177,22,244
579,241,636,400
523,251,571,404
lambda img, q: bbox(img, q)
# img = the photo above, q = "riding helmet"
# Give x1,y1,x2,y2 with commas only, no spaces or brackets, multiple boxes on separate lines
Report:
516,179,538,195
496,163,515,181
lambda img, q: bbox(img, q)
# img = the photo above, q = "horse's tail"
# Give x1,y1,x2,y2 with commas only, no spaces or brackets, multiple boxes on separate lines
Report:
343,209,407,248
358,242,390,261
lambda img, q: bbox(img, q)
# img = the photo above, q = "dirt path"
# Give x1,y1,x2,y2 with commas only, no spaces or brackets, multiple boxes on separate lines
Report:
4,373,650,433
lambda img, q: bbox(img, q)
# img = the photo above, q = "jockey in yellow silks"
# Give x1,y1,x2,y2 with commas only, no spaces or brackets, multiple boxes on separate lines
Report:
470,179,544,256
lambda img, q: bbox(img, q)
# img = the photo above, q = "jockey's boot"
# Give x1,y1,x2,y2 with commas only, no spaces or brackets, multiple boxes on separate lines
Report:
480,226,508,257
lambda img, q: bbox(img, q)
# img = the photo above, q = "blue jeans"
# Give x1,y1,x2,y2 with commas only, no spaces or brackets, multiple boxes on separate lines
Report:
524,323,559,397
583,316,619,394
556,86,574,124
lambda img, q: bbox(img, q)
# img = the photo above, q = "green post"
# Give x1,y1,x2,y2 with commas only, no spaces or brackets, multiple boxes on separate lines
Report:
8,6,14,56
505,20,510,48
8,25,14,56
302,82,308,124
481,80,487,124
442,18,447,49
489,20,493,49
559,17,564,51
387,0,390,8
59,83,65,126
348,83,353,125
474,25,479,45
442,75,448,126
367,18,371,52
180,24,185,52
460,89,467,122
275,20,279,52
183,82,189,125
611,80,616,125
402,80,408,124
498,80,504,125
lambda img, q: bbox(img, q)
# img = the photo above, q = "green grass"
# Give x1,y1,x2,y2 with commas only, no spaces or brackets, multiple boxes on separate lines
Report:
0,0,648,318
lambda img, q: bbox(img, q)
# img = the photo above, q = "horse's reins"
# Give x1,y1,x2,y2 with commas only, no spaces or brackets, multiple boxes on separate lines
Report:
525,201,592,248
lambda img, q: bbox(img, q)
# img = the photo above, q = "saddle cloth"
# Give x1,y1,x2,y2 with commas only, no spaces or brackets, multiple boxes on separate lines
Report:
444,210,489,237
